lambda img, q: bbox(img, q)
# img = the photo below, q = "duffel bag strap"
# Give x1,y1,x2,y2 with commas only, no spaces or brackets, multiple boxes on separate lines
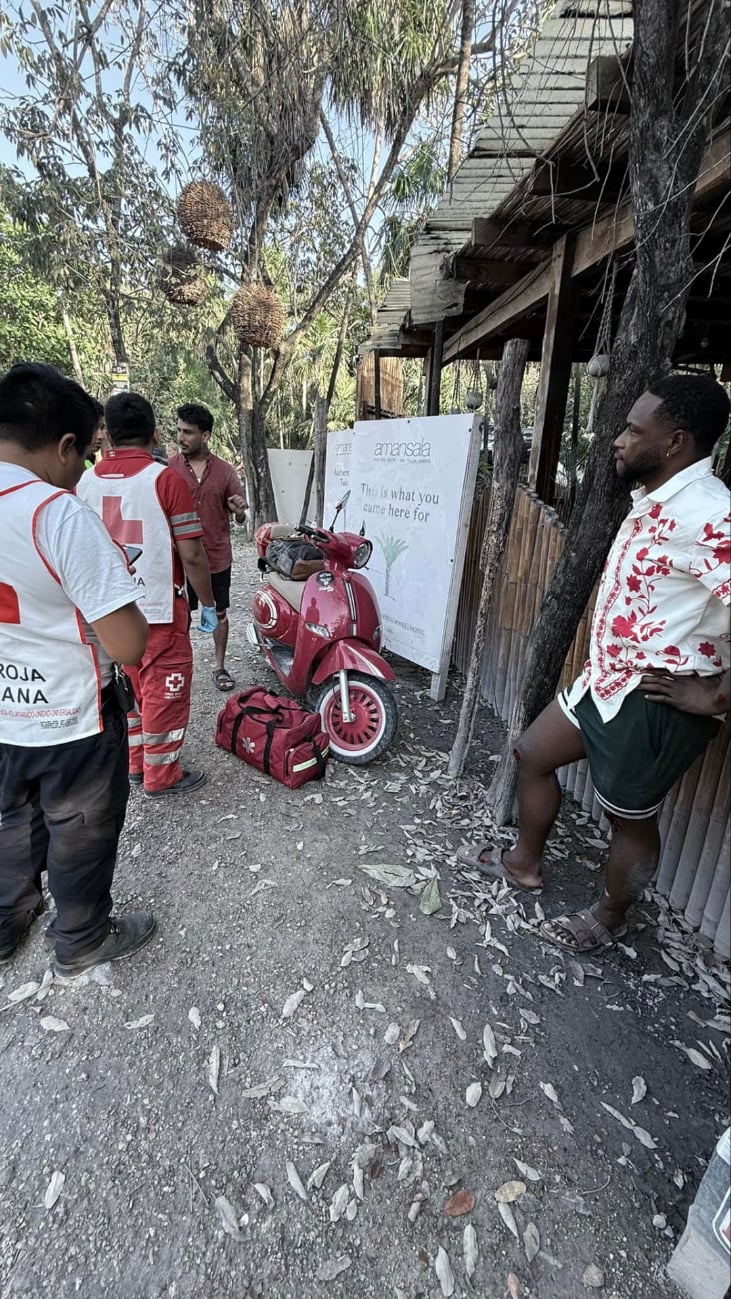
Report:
309,737,327,779
263,716,280,776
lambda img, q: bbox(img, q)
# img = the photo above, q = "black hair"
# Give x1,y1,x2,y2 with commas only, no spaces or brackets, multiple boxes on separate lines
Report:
0,362,98,455
177,402,213,434
650,374,731,455
90,396,104,423
105,392,156,445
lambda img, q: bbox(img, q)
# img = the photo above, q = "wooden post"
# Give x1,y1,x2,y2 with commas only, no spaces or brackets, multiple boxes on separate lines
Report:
373,350,382,420
426,320,445,416
527,235,576,504
312,394,328,526
448,338,531,778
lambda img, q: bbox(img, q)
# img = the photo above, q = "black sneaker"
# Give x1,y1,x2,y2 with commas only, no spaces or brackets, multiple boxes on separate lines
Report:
53,911,157,978
144,769,206,799
0,900,45,965
129,772,143,785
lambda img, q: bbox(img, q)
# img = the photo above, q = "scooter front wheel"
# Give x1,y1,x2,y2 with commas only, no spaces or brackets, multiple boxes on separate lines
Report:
312,672,398,765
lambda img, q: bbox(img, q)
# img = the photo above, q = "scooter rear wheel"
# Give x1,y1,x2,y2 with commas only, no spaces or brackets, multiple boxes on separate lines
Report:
312,673,398,765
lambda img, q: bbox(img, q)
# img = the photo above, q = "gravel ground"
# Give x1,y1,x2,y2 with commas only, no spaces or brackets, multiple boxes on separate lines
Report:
1,534,729,1299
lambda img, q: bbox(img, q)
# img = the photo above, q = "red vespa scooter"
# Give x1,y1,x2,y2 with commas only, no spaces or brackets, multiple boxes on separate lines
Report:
246,493,398,764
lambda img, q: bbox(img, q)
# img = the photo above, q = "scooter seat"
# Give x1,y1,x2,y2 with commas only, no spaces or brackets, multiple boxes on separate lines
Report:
268,523,299,540
267,571,307,612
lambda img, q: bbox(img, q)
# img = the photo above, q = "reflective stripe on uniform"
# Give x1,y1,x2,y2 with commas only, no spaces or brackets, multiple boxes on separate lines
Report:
144,748,182,766
170,512,199,525
143,727,185,746
128,733,145,747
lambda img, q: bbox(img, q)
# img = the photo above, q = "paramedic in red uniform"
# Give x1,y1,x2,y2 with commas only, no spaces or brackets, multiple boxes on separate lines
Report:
78,392,217,797
170,403,247,692
0,362,155,978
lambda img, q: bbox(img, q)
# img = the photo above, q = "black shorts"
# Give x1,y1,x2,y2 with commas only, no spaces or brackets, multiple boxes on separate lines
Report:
187,566,232,613
558,684,721,819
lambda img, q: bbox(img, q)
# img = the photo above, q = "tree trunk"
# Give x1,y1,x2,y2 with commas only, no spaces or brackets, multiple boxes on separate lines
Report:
448,0,475,182
488,0,728,824
237,345,278,528
312,395,328,526
448,338,530,778
58,295,85,386
300,282,355,524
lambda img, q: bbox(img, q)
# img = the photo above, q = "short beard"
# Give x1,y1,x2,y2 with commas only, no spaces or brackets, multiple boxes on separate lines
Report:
616,452,663,486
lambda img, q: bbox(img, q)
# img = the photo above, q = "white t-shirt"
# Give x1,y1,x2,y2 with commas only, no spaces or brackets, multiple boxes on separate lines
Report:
0,463,139,686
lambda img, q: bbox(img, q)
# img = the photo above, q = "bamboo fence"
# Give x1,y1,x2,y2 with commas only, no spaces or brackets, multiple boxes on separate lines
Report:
452,483,730,956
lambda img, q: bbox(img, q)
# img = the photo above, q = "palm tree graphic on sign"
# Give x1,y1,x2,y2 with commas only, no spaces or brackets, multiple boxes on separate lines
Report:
376,533,409,597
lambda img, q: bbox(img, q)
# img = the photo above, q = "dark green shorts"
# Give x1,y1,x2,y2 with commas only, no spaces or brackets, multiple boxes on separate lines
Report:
558,686,721,819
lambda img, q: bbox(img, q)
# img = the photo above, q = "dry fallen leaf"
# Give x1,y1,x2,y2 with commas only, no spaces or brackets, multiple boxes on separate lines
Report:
384,1022,401,1045
315,1256,352,1282
631,1075,647,1105
482,1023,497,1067
188,1007,201,1031
507,1273,522,1299
498,1200,519,1240
513,1159,541,1182
286,1161,309,1202
540,1081,559,1105
207,1045,221,1096
214,1195,240,1238
523,1222,540,1263
329,1183,349,1224
466,1082,482,1108
444,1189,475,1217
307,1160,333,1191
44,1170,65,1210
463,1224,478,1279
7,981,40,1004
282,989,306,1019
125,1014,154,1030
495,1180,526,1203
359,863,417,888
435,1245,455,1297
685,1047,712,1071
253,1183,273,1207
449,1017,467,1042
40,1016,70,1033
419,877,442,915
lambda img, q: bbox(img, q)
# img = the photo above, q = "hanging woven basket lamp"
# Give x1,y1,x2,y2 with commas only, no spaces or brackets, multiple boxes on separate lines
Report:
160,246,207,307
177,181,234,253
231,282,285,350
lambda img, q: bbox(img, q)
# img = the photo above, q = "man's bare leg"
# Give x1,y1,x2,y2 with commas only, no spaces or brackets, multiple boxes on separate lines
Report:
213,612,229,674
469,701,586,888
594,814,660,930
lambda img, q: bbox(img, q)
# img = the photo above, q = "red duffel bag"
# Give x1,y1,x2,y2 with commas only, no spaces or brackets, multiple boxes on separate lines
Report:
215,686,329,789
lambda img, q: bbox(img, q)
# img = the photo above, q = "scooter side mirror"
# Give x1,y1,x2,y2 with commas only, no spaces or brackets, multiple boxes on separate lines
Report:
359,522,365,537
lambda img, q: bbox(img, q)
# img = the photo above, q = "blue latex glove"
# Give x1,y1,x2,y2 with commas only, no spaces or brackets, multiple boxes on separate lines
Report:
199,605,217,633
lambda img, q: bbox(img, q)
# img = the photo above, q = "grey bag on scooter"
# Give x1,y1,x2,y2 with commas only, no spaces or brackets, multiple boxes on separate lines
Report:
266,538,324,581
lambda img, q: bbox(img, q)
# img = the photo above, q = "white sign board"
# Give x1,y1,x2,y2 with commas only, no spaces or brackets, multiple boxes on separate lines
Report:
350,415,480,698
268,449,312,525
323,428,354,531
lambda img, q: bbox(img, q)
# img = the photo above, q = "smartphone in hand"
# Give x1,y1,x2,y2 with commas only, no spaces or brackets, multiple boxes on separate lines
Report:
123,545,143,565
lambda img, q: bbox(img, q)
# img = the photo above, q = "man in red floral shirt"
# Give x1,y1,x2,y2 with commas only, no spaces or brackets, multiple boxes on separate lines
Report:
459,374,730,953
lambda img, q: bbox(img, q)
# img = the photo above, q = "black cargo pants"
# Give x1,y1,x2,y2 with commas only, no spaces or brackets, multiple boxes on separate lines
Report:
0,689,129,963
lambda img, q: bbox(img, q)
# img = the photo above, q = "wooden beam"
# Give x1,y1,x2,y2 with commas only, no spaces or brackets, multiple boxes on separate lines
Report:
426,320,445,416
528,236,577,503
449,257,532,286
530,158,626,205
443,264,552,362
471,218,561,250
585,52,632,113
373,350,382,420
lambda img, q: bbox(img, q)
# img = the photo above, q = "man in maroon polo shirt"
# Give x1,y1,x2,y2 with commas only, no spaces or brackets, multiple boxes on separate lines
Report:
169,404,247,691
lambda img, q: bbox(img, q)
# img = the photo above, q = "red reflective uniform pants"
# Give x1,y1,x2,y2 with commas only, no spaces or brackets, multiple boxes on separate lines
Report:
125,598,193,792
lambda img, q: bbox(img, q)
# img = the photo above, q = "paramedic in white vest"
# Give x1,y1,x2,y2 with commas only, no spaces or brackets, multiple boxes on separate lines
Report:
0,362,155,977
78,392,216,796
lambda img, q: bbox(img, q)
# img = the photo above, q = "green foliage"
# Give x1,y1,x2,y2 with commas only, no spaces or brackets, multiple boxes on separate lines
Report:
0,216,78,371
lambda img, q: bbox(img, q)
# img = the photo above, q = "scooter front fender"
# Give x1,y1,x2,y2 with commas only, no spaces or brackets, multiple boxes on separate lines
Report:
311,640,395,686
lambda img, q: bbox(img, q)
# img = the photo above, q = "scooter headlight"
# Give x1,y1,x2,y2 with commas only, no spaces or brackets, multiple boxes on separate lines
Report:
353,541,372,569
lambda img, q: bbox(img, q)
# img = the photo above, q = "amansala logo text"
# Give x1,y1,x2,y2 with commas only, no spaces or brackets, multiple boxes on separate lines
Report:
374,438,431,460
